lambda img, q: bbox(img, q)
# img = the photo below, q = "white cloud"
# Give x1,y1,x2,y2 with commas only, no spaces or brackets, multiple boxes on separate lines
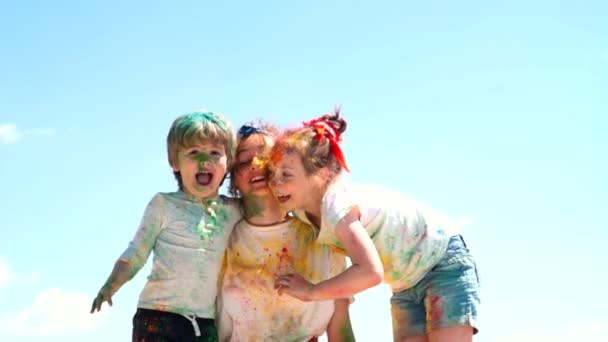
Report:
0,288,108,337
0,123,55,144
495,320,607,342
0,256,41,288
0,124,20,144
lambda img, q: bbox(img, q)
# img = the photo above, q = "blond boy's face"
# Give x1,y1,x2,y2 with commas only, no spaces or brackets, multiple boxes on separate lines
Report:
172,142,228,199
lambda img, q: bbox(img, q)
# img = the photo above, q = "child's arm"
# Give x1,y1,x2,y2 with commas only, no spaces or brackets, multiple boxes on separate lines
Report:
216,293,233,342
326,298,355,342
216,251,232,341
90,259,132,313
90,194,164,313
275,207,383,301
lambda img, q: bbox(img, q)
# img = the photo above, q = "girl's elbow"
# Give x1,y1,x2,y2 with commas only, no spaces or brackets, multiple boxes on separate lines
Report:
369,267,383,286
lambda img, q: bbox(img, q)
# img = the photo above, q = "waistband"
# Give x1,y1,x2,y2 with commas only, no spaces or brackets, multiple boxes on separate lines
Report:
136,308,214,337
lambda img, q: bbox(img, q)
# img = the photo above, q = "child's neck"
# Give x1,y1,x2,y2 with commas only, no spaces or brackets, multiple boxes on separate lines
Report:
304,211,321,228
242,193,285,226
181,189,218,204
303,191,325,228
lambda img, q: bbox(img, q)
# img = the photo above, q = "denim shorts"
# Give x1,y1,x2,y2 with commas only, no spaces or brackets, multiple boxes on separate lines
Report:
390,235,480,339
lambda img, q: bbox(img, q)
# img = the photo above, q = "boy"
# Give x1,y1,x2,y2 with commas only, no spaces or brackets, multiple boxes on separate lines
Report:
91,111,241,341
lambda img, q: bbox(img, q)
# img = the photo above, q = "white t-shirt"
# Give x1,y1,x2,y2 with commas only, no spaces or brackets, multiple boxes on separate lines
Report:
119,191,241,319
297,180,452,292
218,217,346,342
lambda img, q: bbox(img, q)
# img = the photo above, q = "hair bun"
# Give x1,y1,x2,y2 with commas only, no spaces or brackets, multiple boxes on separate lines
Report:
322,108,347,134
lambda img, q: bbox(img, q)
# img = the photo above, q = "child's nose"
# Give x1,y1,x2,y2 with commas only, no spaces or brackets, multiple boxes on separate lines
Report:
269,177,282,187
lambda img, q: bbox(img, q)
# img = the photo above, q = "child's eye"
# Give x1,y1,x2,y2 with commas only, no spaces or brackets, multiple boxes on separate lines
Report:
210,150,222,157
237,160,251,169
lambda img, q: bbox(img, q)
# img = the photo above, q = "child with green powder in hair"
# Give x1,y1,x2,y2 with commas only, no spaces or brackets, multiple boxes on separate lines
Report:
90,111,242,342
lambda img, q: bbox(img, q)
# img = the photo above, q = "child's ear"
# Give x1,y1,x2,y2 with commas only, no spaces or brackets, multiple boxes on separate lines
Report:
168,155,180,172
318,167,331,183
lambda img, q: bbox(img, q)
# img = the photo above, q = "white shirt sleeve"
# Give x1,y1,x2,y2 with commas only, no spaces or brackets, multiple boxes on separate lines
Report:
318,183,356,247
118,193,165,276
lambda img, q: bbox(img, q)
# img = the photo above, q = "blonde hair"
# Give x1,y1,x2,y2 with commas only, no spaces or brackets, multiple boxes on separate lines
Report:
166,111,236,189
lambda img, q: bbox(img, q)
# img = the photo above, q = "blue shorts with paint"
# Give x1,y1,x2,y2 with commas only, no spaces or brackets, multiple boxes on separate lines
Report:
390,235,480,339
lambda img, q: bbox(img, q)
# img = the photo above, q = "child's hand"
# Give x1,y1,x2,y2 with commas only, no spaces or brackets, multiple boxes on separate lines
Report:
90,284,114,313
90,260,131,313
274,273,315,302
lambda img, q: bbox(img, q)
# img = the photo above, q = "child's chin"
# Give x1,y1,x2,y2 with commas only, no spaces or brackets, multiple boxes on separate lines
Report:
278,203,295,212
190,185,217,197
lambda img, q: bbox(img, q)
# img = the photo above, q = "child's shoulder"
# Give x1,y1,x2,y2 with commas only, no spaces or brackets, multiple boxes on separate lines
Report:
145,191,171,204
147,191,201,208
324,181,416,214
215,194,241,210
151,191,183,202
288,216,314,231
139,191,178,210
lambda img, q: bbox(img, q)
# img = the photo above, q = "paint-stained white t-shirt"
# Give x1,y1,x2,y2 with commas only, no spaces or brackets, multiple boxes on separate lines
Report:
218,217,346,342
119,191,241,319
297,180,452,292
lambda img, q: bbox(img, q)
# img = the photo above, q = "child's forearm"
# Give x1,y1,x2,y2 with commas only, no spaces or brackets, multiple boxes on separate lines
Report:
314,209,382,301
326,298,355,342
312,263,382,301
102,259,132,294
91,259,133,313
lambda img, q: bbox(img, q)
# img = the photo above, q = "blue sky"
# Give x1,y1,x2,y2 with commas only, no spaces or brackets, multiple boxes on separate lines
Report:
1,1,606,341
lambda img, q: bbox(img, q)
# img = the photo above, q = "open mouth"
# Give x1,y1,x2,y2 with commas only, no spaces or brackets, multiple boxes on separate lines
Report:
276,194,291,203
249,176,266,184
196,172,213,186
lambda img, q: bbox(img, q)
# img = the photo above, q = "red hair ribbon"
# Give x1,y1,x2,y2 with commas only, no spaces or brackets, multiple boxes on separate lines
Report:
302,116,350,172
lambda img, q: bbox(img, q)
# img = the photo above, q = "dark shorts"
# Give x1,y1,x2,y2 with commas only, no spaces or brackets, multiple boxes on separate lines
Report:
390,235,481,339
132,308,218,342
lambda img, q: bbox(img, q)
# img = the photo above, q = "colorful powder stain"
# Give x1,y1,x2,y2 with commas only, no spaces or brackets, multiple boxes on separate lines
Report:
426,291,444,331
243,192,265,219
276,247,291,275
196,201,229,240
220,218,342,340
